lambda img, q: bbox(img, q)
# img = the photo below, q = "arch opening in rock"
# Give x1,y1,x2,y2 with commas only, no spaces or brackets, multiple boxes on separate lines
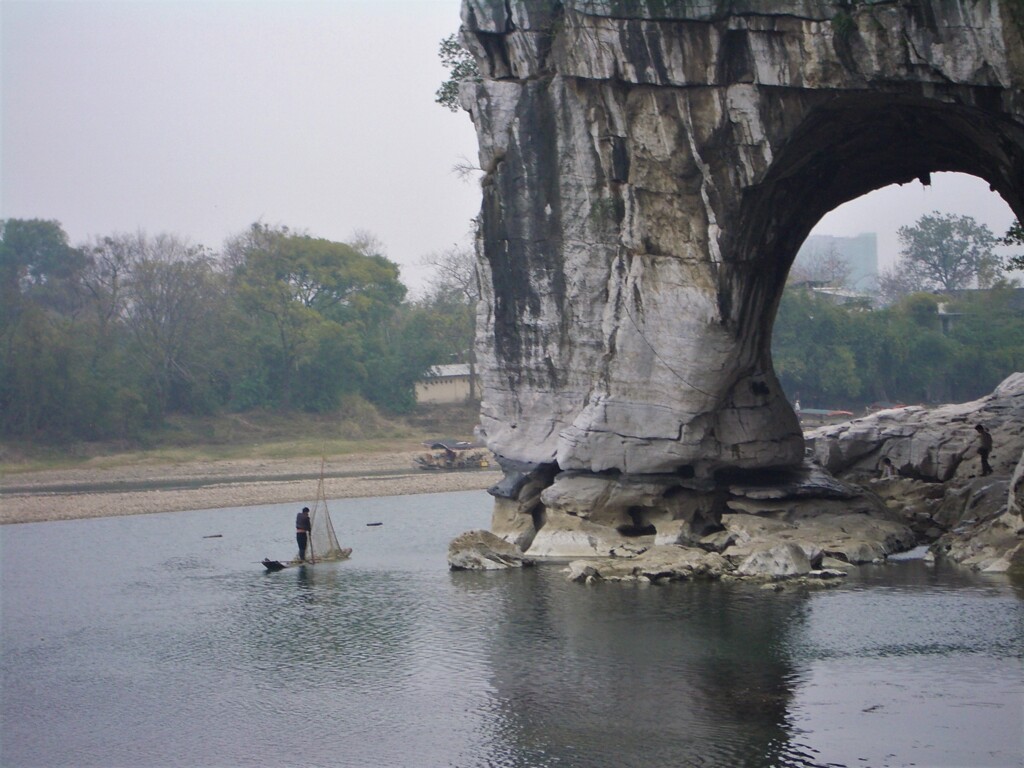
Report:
461,0,1024,558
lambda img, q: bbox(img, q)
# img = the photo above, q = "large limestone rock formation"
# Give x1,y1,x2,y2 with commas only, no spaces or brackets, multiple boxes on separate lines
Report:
809,372,1024,572
809,372,1024,483
457,0,1024,558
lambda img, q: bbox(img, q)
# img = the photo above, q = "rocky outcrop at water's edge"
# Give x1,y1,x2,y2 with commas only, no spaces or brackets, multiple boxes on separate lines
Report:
807,372,1024,574
449,374,1024,581
448,529,534,571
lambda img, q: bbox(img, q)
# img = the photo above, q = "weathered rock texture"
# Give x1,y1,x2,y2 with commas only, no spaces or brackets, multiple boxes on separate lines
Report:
448,529,535,570
459,0,1024,556
809,372,1024,571
809,372,1024,483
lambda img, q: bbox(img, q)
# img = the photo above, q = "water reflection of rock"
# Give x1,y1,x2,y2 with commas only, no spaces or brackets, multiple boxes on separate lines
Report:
452,567,815,767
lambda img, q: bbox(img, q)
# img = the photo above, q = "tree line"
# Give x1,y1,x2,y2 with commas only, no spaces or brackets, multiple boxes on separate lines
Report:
772,283,1024,408
0,219,477,442
4,211,1021,443
775,212,1023,408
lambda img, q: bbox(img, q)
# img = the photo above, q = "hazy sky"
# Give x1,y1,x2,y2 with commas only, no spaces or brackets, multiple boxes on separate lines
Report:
2,1,1018,295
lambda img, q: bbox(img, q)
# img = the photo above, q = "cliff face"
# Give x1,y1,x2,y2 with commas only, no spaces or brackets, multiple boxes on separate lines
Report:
459,0,1024,555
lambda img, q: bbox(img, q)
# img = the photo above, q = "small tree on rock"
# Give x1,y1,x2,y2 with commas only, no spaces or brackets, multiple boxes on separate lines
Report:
435,34,479,113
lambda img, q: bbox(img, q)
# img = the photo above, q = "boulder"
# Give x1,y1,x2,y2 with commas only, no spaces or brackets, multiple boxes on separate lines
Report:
735,543,811,579
491,496,540,552
448,530,534,570
524,511,640,558
719,511,913,568
538,471,721,543
807,373,1024,570
565,545,729,584
808,372,1024,483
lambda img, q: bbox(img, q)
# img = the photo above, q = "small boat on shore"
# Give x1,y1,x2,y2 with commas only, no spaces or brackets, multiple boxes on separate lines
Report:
414,438,491,470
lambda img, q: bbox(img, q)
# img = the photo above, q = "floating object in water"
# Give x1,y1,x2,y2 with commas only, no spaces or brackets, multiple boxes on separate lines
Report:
260,551,351,571
203,534,223,539
366,522,383,527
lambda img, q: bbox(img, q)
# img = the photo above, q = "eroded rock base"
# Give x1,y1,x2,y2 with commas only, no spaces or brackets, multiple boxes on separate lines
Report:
449,376,1024,580
450,461,915,581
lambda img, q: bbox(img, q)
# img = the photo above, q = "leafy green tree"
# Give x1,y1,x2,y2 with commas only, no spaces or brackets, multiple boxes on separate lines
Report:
435,34,479,112
773,278,1024,410
1002,219,1023,271
886,294,957,402
942,285,1024,399
227,223,405,411
772,288,864,406
0,218,90,319
1,219,94,437
892,212,1000,293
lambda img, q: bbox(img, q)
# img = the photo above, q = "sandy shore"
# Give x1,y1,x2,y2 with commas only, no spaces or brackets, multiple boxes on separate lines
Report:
1,450,502,525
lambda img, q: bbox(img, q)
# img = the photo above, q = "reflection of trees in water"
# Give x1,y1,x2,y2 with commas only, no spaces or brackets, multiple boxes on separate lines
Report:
457,567,814,768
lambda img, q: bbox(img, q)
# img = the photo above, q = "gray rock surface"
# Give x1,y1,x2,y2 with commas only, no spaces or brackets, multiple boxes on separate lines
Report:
735,543,811,578
448,529,535,570
565,545,729,583
454,0,1023,575
462,0,1023,481
809,373,1024,572
808,373,1024,482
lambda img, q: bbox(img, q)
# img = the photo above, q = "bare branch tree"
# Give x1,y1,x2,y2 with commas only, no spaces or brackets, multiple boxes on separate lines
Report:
788,244,852,288
348,229,387,259
422,243,480,306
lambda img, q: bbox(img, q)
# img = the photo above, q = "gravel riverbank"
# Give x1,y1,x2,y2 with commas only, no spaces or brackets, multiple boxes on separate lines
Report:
1,451,501,525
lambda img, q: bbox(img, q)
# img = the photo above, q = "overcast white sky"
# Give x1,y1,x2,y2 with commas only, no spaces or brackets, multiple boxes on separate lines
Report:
1,0,1019,295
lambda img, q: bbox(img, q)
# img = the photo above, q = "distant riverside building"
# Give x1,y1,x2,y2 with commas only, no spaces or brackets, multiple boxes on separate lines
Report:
938,287,1024,333
415,364,479,405
794,233,878,292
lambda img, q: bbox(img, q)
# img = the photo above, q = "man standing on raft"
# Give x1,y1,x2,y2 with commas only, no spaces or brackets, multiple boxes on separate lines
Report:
296,506,312,561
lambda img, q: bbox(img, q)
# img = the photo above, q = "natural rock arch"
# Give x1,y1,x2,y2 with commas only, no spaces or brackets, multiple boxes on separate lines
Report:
457,0,1024,554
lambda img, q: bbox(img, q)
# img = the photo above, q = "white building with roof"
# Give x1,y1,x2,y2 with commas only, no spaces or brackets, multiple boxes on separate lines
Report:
415,364,479,404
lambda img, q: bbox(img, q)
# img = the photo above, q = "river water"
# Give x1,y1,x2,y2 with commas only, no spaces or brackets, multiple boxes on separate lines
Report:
1,490,1021,768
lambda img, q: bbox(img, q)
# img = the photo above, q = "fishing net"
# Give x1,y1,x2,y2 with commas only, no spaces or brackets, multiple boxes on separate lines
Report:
307,459,348,562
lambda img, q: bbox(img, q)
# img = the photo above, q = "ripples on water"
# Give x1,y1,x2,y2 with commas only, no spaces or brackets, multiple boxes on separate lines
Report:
2,492,1022,768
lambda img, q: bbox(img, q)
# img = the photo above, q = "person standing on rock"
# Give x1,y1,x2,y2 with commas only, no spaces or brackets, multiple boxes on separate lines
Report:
296,506,312,561
880,457,896,479
974,424,993,476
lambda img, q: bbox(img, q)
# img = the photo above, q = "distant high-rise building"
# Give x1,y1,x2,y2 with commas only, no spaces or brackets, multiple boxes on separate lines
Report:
793,233,878,291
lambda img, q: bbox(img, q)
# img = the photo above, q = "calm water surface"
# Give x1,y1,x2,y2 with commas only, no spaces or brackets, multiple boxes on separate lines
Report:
1,490,1021,768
